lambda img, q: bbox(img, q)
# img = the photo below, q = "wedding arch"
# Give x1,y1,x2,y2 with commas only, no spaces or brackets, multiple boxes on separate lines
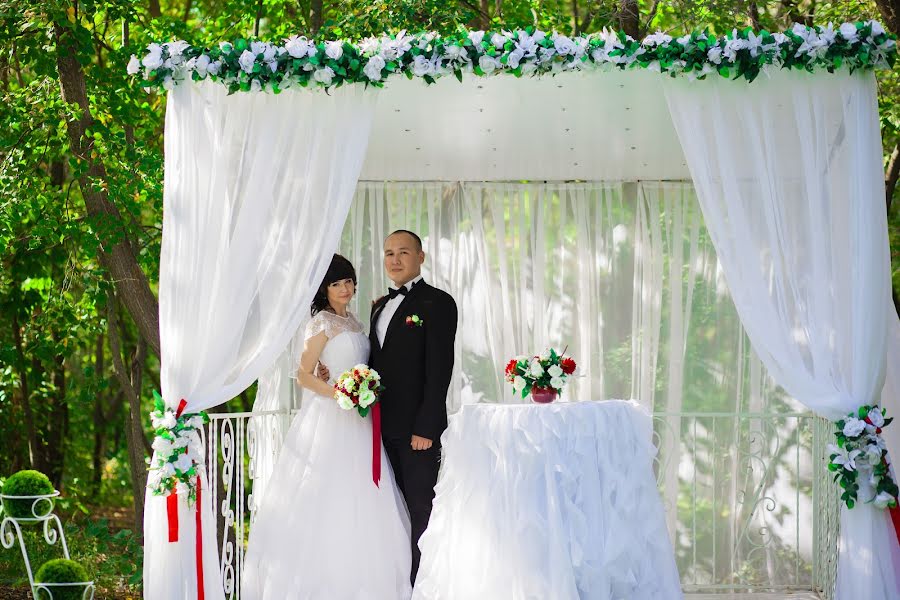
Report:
132,22,900,599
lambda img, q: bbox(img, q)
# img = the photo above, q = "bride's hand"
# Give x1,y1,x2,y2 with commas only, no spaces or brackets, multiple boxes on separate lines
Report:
315,362,330,382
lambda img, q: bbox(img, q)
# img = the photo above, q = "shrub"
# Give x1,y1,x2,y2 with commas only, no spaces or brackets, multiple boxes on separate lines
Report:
35,559,90,600
1,471,54,519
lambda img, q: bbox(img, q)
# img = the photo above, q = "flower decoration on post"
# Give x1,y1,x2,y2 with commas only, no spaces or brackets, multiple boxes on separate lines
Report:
147,391,209,506
828,405,899,510
504,348,576,403
128,21,896,93
406,314,423,327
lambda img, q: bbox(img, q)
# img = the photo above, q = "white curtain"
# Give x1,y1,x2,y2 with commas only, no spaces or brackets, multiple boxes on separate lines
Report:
665,69,899,599
144,81,376,599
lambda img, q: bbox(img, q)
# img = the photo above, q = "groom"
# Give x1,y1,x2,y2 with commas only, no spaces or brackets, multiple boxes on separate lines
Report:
370,230,457,584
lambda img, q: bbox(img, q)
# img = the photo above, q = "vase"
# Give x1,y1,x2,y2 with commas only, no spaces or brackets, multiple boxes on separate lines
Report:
530,386,558,404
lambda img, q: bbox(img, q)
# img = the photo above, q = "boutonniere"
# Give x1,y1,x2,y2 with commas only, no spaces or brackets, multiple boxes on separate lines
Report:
405,314,423,327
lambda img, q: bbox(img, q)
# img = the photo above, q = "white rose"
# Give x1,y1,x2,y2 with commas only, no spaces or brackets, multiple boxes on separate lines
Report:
506,49,524,69
412,55,434,76
313,66,334,85
839,22,859,42
359,389,376,408
285,35,311,58
207,60,222,76
843,418,867,438
152,436,174,454
127,55,141,75
491,33,509,49
550,376,565,389
239,49,256,73
336,393,353,410
363,55,386,81
359,37,380,56
166,40,190,63
553,34,575,56
161,462,176,477
159,411,177,429
175,481,190,496
478,54,500,74
468,30,485,46
142,43,164,70
173,453,194,473
325,41,344,60
707,46,723,64
874,491,896,509
871,20,886,37
528,360,544,378
548,365,563,378
171,434,190,449
513,376,527,393
867,408,885,428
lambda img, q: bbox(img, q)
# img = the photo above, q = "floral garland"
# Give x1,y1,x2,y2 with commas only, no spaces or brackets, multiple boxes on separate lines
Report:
147,391,209,506
127,21,896,93
828,405,899,510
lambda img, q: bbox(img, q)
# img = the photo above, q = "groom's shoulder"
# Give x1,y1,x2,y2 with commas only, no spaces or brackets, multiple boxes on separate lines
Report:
421,282,456,308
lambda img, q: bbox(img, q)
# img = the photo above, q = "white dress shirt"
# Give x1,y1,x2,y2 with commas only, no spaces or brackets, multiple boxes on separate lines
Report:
376,274,422,346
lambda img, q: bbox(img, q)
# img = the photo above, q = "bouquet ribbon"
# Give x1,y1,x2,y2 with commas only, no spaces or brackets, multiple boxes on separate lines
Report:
164,398,206,600
372,402,382,487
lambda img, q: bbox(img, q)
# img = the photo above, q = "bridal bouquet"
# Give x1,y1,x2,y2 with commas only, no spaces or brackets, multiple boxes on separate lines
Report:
334,364,384,417
334,365,386,487
505,348,576,402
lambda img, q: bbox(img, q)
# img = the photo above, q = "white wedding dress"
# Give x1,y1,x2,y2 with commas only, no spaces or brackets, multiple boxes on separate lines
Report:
242,311,412,600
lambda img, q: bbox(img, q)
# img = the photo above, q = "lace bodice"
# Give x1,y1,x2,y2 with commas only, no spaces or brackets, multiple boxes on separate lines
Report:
305,310,365,341
305,311,369,385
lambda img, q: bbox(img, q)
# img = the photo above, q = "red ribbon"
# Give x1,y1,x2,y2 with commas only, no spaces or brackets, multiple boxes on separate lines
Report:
166,492,179,542
372,403,381,487
195,475,205,600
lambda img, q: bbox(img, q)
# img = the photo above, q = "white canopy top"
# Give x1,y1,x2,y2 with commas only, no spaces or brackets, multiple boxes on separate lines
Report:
360,70,690,181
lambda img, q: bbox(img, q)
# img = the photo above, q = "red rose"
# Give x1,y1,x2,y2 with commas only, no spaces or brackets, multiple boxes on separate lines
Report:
505,359,518,375
560,357,576,375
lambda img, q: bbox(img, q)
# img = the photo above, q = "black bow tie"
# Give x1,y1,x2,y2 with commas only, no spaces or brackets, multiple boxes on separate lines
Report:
387,286,408,300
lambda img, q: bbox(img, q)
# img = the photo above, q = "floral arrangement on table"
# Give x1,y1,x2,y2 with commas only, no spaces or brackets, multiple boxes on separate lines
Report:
127,21,896,94
147,391,209,506
334,364,384,417
505,348,577,402
828,405,899,510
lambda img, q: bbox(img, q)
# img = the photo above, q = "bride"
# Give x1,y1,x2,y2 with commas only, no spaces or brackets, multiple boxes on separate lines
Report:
242,254,413,600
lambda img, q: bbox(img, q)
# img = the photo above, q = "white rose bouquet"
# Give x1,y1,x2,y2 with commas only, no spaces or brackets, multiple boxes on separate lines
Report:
334,364,384,417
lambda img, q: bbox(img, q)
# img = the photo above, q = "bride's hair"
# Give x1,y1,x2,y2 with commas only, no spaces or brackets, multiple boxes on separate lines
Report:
311,254,357,316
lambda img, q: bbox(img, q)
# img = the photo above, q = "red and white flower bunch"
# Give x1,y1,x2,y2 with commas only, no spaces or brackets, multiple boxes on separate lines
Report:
334,364,384,417
504,348,576,399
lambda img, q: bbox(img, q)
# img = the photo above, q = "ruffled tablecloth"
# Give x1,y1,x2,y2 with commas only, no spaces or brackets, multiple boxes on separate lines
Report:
413,400,682,600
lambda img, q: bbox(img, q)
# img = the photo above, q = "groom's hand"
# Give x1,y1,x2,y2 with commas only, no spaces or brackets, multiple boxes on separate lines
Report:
411,435,433,451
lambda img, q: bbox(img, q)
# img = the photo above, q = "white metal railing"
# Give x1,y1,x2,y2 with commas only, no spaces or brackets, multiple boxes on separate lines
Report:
204,409,839,598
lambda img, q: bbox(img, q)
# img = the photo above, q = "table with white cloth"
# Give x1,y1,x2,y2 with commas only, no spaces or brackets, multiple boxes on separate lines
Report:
413,399,682,600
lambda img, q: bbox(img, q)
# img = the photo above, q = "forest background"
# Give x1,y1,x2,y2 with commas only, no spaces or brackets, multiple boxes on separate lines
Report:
0,0,898,596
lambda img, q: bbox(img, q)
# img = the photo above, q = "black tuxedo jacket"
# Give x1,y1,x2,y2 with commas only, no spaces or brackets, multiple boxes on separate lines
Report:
369,280,458,443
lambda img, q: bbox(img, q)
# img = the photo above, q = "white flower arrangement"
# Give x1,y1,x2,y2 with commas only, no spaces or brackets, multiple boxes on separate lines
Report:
828,405,899,510
147,391,209,506
128,21,896,93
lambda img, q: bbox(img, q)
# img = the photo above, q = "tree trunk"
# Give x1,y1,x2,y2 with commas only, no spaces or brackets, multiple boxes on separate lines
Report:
886,143,899,215
618,0,640,39
874,0,899,33
310,0,324,35
54,21,161,358
108,294,148,541
92,335,106,496
148,0,162,18
11,312,38,468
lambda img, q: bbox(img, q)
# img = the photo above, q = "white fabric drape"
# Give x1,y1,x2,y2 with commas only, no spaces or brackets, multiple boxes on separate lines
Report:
144,81,376,599
665,69,898,599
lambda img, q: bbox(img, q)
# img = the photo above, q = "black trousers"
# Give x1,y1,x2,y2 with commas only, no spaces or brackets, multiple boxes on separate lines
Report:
383,437,441,586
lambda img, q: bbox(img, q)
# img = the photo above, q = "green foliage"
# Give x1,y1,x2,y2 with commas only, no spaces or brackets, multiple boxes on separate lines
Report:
1,471,54,519
34,559,89,600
